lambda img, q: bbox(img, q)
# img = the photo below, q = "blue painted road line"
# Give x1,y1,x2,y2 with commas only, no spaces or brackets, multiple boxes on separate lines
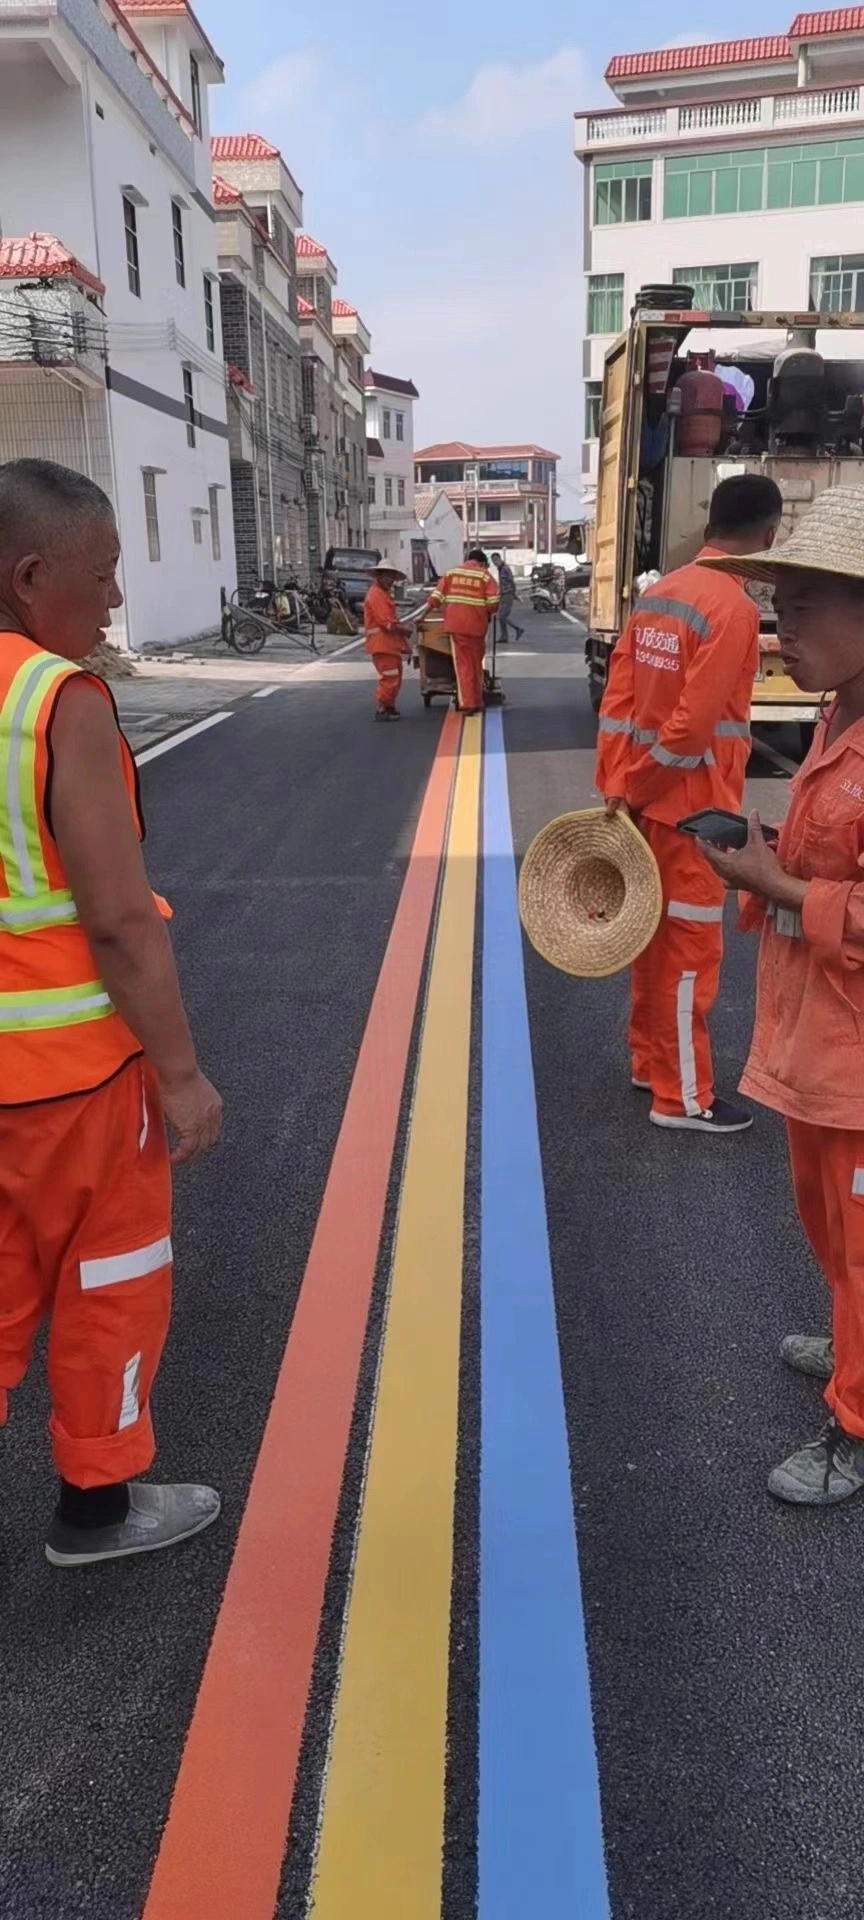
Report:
479,708,610,1920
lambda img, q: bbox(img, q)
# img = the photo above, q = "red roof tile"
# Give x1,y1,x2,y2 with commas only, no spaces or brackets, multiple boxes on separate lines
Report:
212,174,242,205
605,35,790,80
332,298,357,317
0,233,104,296
790,7,864,34
415,441,559,461
296,295,315,318
296,234,326,259
211,134,280,162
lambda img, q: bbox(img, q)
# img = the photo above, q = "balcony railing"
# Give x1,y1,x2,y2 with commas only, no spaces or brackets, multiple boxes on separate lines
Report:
578,82,863,149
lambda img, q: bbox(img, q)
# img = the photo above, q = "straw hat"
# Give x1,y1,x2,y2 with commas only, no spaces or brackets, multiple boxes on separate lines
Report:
518,808,662,979
700,484,864,585
372,558,406,578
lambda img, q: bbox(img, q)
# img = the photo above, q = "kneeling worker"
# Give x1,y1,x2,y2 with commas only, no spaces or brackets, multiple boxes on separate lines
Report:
0,458,223,1567
363,560,410,722
596,473,782,1134
428,547,499,715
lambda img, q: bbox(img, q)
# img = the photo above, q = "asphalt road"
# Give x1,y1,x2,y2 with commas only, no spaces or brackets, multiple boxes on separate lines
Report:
1,611,857,1920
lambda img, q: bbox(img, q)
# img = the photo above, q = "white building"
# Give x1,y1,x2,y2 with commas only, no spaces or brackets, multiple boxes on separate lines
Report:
0,0,235,649
414,488,464,577
365,370,424,574
576,10,864,510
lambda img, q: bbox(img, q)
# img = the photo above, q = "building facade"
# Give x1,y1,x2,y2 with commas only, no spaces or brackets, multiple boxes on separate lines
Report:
413,488,464,576
365,370,426,573
296,236,369,569
332,300,372,551
413,442,559,561
576,10,864,509
211,134,306,591
0,0,236,649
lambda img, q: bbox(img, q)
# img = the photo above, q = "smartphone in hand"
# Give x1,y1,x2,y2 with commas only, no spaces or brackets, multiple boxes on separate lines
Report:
677,808,779,851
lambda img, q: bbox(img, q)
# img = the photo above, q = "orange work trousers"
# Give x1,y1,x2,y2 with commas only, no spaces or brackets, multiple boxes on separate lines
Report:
629,817,726,1117
449,634,485,712
372,652,403,711
0,1059,172,1487
788,1120,864,1439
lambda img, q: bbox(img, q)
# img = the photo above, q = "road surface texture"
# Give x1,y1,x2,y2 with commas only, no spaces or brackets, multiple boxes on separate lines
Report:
0,612,853,1920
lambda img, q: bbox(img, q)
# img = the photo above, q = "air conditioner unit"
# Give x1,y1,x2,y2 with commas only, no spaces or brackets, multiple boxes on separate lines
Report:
302,412,318,440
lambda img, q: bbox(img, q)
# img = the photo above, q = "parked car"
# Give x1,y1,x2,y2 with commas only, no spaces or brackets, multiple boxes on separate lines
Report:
322,547,382,614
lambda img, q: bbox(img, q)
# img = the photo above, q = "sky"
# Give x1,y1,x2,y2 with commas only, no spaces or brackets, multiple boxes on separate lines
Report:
206,0,795,514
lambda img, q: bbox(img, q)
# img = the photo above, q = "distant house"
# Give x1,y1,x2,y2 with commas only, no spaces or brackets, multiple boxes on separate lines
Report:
414,489,463,577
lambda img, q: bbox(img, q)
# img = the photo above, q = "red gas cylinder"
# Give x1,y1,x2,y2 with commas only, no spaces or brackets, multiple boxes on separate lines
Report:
676,368,724,456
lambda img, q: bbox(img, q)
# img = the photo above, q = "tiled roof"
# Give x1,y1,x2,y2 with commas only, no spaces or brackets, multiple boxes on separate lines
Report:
366,436,385,459
332,298,357,317
0,233,104,296
365,370,419,398
296,234,327,259
211,133,280,161
415,441,559,461
790,7,864,33
212,174,242,206
414,491,439,521
605,35,790,80
296,295,316,318
115,0,222,73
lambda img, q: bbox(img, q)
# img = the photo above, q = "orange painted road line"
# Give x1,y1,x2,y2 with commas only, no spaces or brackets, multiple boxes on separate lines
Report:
142,713,460,1920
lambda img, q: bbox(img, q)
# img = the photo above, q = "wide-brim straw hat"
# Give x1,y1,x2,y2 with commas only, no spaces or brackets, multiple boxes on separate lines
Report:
700,484,864,585
372,559,406,579
518,808,662,979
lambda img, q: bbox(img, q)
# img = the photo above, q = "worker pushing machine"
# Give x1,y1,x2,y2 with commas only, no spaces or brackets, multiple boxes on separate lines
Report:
0,458,222,1568
428,547,499,715
596,474,783,1134
363,559,410,722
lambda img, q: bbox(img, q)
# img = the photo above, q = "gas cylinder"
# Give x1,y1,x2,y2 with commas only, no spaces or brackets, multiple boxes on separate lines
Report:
676,368,724,456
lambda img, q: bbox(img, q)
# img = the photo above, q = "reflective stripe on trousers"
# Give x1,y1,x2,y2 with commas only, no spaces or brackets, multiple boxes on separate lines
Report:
676,970,701,1116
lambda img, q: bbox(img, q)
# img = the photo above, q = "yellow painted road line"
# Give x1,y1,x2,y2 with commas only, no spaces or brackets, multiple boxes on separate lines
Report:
310,716,482,1920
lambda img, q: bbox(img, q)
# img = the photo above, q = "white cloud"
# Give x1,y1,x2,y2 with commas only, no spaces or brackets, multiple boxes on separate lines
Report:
417,46,586,148
237,51,322,118
662,30,716,48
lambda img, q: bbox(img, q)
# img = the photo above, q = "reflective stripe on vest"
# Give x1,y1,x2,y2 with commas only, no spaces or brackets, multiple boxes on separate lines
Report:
0,651,79,934
0,980,113,1032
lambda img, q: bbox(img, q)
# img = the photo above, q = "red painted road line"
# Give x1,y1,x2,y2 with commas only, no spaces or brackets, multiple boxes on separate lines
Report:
142,713,460,1920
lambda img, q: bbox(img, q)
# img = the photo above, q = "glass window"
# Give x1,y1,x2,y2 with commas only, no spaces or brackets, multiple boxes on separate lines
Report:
172,201,185,288
204,275,216,352
673,262,757,313
382,408,391,438
183,367,196,448
189,53,202,135
123,195,140,298
584,381,602,439
593,159,652,226
385,477,393,506
209,486,221,561
395,412,404,441
586,273,624,336
810,253,864,313
368,477,376,504
142,471,160,561
192,514,203,547
397,477,406,506
665,138,864,219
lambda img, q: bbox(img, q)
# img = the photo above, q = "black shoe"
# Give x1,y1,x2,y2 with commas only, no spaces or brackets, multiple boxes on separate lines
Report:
375,707,400,722
461,707,482,718
650,1097,753,1134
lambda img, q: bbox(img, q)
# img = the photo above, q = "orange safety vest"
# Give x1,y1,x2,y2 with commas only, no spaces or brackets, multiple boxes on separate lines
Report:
429,562,499,641
0,631,152,1106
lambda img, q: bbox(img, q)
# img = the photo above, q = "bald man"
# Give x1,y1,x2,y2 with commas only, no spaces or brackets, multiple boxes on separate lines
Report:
0,457,222,1568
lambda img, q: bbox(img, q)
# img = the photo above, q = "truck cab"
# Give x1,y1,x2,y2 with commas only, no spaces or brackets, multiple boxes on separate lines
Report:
586,303,864,729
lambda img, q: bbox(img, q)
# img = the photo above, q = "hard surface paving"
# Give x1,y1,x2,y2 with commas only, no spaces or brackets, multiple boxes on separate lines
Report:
1,612,857,1919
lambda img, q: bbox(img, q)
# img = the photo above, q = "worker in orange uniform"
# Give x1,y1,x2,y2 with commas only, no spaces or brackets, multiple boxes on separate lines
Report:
596,474,782,1135
428,547,499,715
701,488,864,1503
363,559,410,722
0,458,223,1568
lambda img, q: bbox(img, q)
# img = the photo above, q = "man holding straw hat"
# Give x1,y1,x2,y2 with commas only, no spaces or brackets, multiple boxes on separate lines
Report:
596,474,782,1134
700,485,864,1504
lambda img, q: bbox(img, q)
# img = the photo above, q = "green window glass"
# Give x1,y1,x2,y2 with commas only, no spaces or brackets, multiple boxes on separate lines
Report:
810,254,864,313
586,274,624,335
664,171,689,218
844,154,864,200
584,382,602,439
593,160,652,226
663,138,864,219
673,263,757,313
818,157,844,203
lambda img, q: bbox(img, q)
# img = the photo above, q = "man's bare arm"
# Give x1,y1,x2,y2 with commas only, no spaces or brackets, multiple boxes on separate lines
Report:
50,678,221,1164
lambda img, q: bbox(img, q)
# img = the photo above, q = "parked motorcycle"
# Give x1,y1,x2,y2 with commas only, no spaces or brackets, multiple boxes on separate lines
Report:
530,563,566,613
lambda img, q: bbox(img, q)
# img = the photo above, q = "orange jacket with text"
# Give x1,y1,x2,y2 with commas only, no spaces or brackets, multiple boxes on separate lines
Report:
428,561,499,641
741,710,864,1130
595,547,758,827
363,581,408,657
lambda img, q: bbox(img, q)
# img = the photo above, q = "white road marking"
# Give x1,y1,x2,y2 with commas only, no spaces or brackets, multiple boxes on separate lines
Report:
135,711,233,765
252,685,280,698
559,610,586,628
324,635,365,660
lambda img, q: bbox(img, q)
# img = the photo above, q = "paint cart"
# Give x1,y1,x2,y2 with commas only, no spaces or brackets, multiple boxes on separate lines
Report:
409,605,505,709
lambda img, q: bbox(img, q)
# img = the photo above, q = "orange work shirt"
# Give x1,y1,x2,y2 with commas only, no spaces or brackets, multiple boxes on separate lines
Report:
363,582,406,657
596,547,758,827
741,710,864,1129
428,562,499,641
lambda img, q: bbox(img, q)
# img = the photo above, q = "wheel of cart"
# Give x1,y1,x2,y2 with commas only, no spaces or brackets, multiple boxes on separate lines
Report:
221,587,319,657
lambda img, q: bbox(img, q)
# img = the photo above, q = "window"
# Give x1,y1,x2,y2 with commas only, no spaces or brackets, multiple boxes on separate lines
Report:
395,411,404,441
397,477,406,506
584,381,602,439
810,253,864,313
587,273,624,336
172,201,185,288
209,486,221,560
673,262,757,313
385,477,393,506
480,458,528,480
123,195,140,298
190,53,202,136
192,514,203,547
483,503,502,521
183,367,196,447
664,139,864,220
594,159,652,226
204,275,216,352
368,477,376,505
382,408,392,438
142,471,160,561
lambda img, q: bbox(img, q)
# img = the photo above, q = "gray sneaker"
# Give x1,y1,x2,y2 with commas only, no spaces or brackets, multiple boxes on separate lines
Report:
768,1420,864,1505
45,1481,221,1567
780,1333,834,1382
